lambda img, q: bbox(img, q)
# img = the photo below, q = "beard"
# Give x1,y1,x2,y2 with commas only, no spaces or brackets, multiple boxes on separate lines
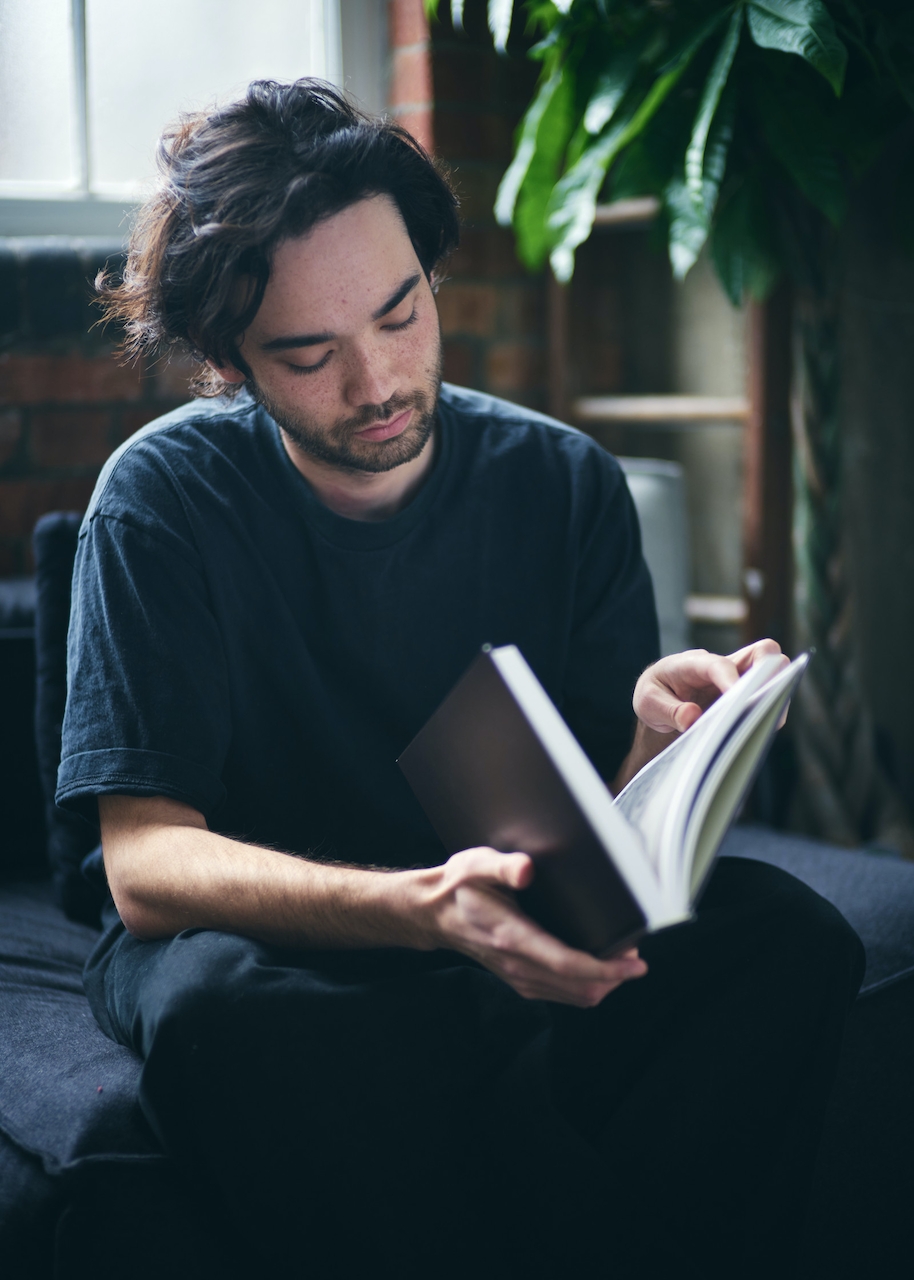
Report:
250,359,442,476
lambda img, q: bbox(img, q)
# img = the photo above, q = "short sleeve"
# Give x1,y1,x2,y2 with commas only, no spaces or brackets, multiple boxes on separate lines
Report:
561,456,660,784
56,507,232,825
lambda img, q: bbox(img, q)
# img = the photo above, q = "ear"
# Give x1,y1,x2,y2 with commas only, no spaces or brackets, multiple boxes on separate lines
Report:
205,358,247,385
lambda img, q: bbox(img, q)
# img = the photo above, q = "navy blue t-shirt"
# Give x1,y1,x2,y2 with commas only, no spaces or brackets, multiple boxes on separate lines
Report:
57,384,659,868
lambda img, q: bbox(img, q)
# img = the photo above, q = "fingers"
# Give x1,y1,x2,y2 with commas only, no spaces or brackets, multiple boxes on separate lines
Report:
727,638,787,674
439,849,649,1007
633,649,739,733
634,641,790,736
492,927,648,1006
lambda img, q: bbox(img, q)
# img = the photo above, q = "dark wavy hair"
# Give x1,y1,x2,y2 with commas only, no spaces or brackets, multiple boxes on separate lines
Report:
98,79,460,397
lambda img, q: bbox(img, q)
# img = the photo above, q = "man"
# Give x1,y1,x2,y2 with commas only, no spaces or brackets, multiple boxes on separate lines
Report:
59,81,862,1278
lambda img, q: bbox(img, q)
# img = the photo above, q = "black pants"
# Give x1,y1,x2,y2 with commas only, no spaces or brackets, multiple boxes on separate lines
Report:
84,857,863,1280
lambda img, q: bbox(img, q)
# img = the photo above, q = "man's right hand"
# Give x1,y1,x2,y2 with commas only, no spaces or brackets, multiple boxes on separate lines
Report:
415,847,647,1007
101,796,646,1008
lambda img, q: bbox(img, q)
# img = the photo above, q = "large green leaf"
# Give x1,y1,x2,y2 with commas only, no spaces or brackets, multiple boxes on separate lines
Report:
754,78,846,225
584,43,643,136
710,170,782,303
546,54,700,281
746,0,847,94
488,0,516,52
875,10,914,113
685,7,743,204
669,84,737,277
501,68,576,268
495,67,568,227
667,180,712,279
546,108,639,282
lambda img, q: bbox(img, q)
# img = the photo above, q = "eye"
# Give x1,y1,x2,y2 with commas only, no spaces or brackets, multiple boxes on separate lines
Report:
383,307,418,332
286,351,332,375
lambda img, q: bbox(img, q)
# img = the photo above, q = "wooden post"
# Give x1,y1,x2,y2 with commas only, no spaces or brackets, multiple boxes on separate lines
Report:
547,270,569,422
743,285,794,648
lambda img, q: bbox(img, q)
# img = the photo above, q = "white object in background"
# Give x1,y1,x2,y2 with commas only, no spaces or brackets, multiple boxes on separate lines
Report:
0,0,345,204
0,0,80,192
339,0,388,115
85,0,341,198
618,457,690,658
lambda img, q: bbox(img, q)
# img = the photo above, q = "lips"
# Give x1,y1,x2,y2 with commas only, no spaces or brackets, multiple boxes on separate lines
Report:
355,408,413,442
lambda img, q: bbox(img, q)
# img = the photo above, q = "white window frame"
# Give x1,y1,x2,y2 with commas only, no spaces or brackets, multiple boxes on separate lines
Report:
0,0,387,239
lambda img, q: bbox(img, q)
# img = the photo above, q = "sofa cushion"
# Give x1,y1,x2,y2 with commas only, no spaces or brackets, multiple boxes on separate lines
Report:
33,513,104,926
0,881,159,1173
721,824,914,995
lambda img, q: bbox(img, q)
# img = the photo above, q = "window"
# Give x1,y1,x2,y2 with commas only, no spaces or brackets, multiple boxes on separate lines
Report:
0,0,387,235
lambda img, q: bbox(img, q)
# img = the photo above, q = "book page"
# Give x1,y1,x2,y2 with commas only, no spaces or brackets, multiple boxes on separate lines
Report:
682,657,808,895
614,655,783,883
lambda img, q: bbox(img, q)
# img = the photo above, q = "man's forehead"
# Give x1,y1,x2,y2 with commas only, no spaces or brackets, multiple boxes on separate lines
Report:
255,195,420,330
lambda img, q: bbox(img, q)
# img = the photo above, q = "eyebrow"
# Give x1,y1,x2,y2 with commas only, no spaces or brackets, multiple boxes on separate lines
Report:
259,272,422,352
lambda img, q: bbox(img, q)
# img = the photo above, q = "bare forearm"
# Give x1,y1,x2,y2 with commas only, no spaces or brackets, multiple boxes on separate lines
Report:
100,796,435,948
100,796,647,1005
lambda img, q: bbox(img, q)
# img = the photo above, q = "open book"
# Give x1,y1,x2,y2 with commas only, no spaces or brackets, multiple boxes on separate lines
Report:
398,645,808,956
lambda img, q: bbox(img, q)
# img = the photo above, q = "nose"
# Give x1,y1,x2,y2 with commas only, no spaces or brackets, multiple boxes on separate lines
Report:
343,340,398,409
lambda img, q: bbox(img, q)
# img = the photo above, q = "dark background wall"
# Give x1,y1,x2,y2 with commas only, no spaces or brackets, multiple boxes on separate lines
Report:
841,137,914,818
0,242,191,576
390,0,547,411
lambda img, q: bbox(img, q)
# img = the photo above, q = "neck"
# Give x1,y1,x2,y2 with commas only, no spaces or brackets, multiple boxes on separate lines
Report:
281,428,437,522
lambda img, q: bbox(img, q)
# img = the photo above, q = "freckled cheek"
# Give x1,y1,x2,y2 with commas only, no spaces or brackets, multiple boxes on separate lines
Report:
270,370,339,418
401,310,442,377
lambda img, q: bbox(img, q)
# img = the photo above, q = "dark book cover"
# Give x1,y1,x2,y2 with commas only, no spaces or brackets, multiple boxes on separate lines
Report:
398,648,647,956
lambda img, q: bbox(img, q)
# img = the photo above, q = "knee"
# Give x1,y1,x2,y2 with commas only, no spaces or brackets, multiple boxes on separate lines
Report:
721,857,865,998
137,929,268,1061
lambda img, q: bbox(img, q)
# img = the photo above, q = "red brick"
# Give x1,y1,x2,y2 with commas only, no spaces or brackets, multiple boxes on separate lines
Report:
388,0,429,50
390,46,432,110
497,284,545,340
581,341,623,393
445,227,522,278
391,107,434,154
0,410,22,467
436,281,499,337
151,351,199,400
115,406,169,443
434,110,513,163
485,342,543,396
0,477,98,539
30,409,114,468
442,338,475,386
448,165,501,224
0,351,145,406
432,46,495,105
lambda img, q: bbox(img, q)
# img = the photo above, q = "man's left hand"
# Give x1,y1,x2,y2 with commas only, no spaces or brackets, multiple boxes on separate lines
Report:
612,639,788,792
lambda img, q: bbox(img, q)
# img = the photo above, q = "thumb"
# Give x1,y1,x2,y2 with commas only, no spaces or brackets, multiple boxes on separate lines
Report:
495,852,535,891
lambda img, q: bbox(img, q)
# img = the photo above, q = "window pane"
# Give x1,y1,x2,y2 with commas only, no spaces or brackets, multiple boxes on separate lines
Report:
0,0,79,191
85,0,341,197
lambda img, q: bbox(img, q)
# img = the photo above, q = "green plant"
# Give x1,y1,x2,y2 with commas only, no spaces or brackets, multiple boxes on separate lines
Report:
430,0,913,301
430,0,914,851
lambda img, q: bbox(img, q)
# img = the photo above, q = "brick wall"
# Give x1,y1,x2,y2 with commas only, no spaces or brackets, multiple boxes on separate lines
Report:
389,0,546,411
0,242,192,575
428,2,546,411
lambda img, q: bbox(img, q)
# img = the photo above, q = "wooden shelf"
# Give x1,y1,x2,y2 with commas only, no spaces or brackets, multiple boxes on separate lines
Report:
686,595,748,625
573,395,750,424
593,198,661,228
